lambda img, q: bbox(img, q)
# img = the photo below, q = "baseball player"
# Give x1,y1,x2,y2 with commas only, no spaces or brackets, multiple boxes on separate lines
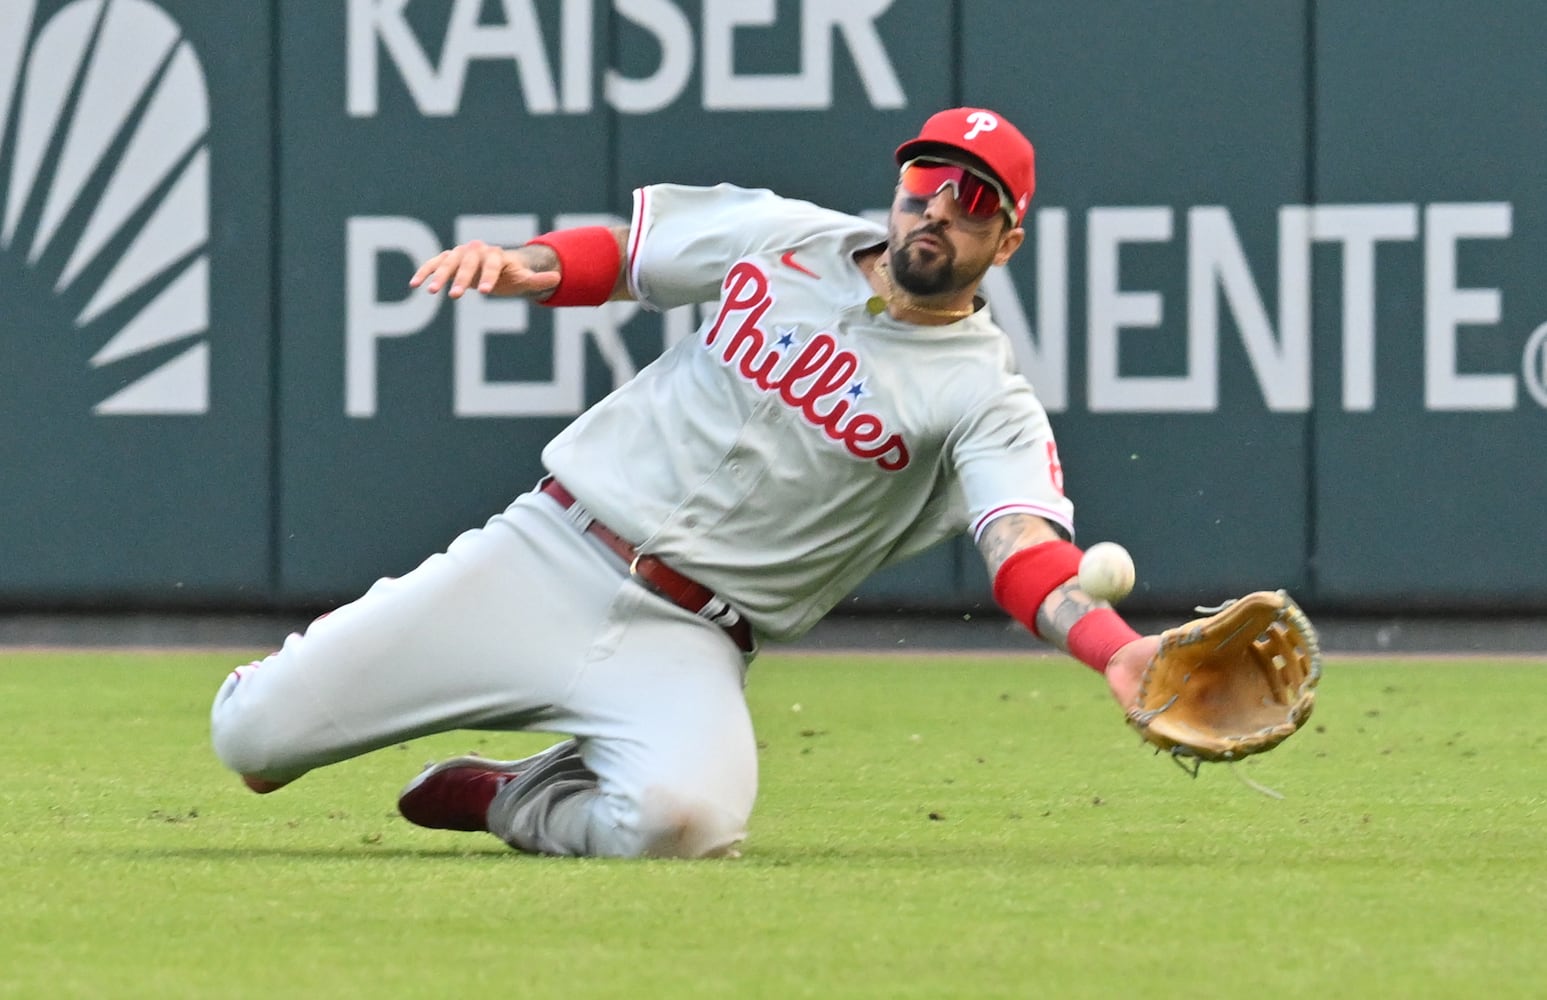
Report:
210,107,1163,859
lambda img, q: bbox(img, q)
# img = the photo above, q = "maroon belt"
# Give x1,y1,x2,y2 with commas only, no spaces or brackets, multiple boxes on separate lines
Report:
539,478,753,653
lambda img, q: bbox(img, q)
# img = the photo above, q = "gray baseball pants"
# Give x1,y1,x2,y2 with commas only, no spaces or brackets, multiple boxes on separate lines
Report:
209,489,758,859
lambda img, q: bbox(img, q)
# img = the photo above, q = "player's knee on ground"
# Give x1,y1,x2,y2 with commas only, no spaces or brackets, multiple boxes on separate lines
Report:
629,785,748,859
208,666,307,783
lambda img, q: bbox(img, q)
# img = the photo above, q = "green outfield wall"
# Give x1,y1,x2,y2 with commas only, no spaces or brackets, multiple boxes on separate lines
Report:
1,0,1543,615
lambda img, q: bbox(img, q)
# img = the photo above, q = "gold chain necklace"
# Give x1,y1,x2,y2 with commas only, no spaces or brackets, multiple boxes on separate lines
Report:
865,256,974,322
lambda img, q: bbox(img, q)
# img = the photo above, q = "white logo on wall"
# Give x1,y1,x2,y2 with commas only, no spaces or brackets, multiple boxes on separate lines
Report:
346,0,905,117
1,0,211,415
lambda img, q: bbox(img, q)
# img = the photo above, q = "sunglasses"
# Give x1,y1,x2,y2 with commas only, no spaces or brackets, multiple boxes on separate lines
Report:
898,157,1015,224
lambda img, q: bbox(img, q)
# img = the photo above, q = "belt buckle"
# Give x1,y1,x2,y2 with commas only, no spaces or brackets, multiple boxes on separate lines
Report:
627,553,663,599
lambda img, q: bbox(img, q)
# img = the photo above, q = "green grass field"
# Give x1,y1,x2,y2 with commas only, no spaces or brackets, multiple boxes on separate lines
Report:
1,648,1543,999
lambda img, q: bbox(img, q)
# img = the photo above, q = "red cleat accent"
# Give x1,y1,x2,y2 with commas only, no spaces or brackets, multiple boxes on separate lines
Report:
242,775,292,794
397,757,520,832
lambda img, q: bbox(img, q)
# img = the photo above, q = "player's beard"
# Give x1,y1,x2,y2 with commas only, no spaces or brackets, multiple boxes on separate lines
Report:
889,226,989,298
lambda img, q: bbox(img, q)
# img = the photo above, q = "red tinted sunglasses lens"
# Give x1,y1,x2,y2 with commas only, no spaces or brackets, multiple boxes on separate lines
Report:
899,162,1004,220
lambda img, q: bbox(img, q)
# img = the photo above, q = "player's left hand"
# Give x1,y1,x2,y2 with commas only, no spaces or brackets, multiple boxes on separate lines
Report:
1103,634,1159,709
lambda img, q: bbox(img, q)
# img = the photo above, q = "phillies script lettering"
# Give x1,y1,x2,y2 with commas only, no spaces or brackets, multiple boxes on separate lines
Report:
704,261,910,471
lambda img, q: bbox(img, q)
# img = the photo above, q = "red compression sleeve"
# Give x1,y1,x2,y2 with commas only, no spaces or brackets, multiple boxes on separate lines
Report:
992,540,1142,673
526,226,621,307
991,540,1083,639
1066,609,1142,675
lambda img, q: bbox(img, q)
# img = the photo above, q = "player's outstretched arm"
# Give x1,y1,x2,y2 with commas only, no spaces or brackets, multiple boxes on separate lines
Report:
977,513,1154,708
410,225,634,303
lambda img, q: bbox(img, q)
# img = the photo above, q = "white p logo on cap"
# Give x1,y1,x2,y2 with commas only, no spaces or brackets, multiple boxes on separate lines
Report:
963,111,999,141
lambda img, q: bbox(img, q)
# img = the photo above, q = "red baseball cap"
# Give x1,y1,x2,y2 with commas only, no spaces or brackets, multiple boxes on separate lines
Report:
894,107,1036,224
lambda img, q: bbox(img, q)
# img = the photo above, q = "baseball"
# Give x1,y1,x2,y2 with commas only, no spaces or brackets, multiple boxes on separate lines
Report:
1078,542,1135,603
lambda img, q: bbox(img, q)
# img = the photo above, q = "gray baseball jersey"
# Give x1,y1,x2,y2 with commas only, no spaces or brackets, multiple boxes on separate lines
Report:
543,183,1072,641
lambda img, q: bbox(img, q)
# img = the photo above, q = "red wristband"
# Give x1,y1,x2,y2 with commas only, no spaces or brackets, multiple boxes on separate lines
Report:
992,540,1083,638
1066,609,1142,674
526,226,621,307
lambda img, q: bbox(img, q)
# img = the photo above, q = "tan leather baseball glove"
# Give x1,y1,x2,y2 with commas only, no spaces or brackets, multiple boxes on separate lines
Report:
1127,590,1321,766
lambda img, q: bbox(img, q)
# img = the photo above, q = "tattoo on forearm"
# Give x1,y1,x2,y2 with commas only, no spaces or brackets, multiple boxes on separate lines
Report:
979,524,1018,571
1035,580,1103,651
977,514,1052,575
